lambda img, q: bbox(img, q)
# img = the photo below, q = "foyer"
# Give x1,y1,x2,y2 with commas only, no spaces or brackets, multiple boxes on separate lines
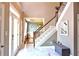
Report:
0,2,79,56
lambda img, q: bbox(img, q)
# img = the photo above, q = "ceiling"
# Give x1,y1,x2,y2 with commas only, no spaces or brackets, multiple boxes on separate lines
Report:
21,2,60,23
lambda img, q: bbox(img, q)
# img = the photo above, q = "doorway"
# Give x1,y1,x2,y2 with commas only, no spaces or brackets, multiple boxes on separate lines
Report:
9,5,20,55
9,13,20,55
0,3,5,56
25,18,44,44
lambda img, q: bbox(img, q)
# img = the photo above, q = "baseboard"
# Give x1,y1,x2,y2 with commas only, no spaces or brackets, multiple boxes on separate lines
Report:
14,44,25,56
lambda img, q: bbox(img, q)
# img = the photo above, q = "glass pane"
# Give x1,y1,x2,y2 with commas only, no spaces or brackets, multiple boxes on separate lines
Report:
13,18,18,53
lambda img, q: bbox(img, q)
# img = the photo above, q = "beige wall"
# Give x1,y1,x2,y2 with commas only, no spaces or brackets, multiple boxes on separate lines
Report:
22,2,59,25
3,3,9,56
57,3,74,55
0,3,10,56
1,2,23,56
74,3,79,56
0,3,2,56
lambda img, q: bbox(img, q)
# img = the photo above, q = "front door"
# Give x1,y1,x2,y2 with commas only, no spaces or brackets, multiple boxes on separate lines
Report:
9,12,20,56
13,16,18,55
0,3,4,56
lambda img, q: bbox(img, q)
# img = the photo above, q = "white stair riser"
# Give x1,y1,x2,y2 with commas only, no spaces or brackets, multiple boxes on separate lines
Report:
35,26,56,47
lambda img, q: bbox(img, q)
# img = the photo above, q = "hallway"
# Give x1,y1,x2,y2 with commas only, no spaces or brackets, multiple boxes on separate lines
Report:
0,2,73,56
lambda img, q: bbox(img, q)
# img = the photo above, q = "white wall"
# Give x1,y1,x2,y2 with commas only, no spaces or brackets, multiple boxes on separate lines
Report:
41,32,57,46
57,3,74,55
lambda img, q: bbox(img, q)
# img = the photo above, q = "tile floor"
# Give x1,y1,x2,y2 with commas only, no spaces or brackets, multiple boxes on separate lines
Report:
17,45,60,56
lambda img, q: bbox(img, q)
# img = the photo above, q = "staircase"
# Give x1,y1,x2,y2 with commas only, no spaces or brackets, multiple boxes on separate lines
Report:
35,26,56,47
27,2,67,47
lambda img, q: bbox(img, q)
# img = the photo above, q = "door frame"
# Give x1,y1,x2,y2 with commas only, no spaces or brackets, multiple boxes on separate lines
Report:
9,5,20,56
0,3,5,56
9,12,20,56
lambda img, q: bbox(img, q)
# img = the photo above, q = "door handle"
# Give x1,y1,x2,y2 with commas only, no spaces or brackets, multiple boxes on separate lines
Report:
12,34,14,40
1,45,4,48
12,34,14,37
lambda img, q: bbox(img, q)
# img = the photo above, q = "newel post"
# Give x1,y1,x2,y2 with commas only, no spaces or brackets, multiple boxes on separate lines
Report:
33,32,36,48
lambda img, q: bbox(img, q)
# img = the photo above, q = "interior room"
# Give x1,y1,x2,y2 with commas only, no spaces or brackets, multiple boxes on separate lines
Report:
0,2,79,56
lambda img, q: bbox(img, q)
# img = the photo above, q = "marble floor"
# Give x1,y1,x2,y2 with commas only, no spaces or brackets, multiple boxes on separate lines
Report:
17,45,60,56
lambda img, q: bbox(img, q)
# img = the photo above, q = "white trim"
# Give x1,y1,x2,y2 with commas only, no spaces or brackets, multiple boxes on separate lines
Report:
9,13,13,56
10,4,20,18
25,18,44,22
9,4,20,56
35,26,56,47
56,2,71,29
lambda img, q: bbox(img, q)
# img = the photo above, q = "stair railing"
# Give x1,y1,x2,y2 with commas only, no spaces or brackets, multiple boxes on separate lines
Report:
33,2,67,47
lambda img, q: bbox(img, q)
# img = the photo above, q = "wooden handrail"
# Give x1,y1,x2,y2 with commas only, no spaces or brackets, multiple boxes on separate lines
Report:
35,11,57,32
33,2,67,47
35,2,66,32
